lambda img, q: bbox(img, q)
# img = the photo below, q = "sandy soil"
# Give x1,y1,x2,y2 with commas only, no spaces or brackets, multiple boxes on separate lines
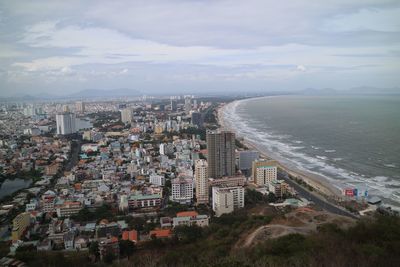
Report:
236,207,355,248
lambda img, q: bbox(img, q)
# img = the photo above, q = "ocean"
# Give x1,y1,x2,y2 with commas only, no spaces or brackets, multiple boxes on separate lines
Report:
222,95,400,208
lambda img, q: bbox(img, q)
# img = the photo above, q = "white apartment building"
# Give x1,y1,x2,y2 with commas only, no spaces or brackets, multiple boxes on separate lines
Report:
121,108,133,124
56,202,82,218
171,177,194,204
56,112,76,135
150,174,165,186
195,159,209,204
212,186,245,217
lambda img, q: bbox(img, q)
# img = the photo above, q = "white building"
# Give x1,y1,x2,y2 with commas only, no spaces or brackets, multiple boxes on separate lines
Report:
195,159,209,204
121,108,133,124
172,211,209,228
56,112,76,135
119,195,129,212
150,174,165,186
212,186,244,217
171,177,194,204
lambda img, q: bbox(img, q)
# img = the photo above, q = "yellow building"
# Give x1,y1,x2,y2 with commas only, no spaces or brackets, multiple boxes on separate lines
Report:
12,212,31,241
252,160,278,186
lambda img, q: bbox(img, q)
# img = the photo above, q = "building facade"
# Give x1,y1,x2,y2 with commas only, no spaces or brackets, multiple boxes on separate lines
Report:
238,151,259,171
195,159,209,204
120,108,133,124
212,186,244,217
207,131,235,178
252,160,278,186
171,177,194,204
56,112,76,135
11,212,31,241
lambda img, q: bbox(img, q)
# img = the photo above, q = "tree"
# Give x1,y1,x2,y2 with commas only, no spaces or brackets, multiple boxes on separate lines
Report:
267,192,276,203
103,251,116,264
174,225,203,244
89,241,99,260
119,240,135,259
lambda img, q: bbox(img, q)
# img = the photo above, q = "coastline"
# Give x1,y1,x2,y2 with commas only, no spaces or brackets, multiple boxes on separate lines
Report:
217,100,343,199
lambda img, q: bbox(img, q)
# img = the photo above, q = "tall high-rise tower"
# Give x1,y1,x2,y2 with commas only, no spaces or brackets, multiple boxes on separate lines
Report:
195,159,209,204
75,101,85,114
56,112,76,135
121,108,133,124
207,131,235,178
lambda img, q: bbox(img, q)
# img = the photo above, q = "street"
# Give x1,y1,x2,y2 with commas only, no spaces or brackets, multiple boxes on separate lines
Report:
278,171,358,219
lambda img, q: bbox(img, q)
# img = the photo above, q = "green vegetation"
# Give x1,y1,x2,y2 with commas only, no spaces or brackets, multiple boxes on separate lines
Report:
71,204,115,223
245,188,276,205
120,213,400,267
180,127,206,140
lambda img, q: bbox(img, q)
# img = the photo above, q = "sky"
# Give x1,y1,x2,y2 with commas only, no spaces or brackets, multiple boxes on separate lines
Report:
0,0,400,96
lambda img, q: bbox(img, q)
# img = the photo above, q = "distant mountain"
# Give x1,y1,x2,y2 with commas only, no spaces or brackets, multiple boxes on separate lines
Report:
299,88,338,95
347,86,400,95
67,88,141,98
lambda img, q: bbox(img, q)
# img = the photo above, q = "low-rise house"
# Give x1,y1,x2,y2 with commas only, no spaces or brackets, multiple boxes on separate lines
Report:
149,229,172,239
96,221,120,239
160,217,172,228
122,230,138,243
172,211,209,228
128,193,162,209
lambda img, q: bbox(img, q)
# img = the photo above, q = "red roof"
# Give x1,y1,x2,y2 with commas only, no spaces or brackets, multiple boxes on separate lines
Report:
150,229,172,238
122,230,138,242
176,211,198,218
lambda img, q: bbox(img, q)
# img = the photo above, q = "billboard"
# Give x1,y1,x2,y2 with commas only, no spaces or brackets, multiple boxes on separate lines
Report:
343,188,368,197
344,189,354,196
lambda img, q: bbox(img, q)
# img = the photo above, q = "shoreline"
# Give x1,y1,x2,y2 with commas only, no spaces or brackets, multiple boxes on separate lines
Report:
217,100,343,199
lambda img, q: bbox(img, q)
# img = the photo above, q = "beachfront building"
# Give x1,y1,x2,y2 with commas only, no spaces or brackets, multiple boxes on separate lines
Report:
268,180,289,198
212,185,244,217
195,159,209,204
238,151,259,171
252,159,278,186
207,131,235,178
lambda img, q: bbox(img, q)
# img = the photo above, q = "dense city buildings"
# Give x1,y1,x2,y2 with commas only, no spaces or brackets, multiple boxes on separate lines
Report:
206,131,236,178
0,96,299,265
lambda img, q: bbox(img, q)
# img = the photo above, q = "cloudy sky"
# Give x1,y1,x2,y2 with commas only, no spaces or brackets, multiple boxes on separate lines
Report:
0,0,399,96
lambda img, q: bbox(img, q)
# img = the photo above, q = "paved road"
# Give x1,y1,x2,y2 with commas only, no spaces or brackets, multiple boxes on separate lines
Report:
278,171,358,219
65,139,81,171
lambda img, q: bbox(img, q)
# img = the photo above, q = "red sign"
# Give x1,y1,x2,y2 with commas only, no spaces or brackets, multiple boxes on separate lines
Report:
344,189,354,196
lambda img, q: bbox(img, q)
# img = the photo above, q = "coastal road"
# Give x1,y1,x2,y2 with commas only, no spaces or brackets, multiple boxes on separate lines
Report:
278,171,358,219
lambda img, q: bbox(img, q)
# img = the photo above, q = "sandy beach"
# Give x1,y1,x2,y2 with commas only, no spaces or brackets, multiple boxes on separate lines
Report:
217,102,343,199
